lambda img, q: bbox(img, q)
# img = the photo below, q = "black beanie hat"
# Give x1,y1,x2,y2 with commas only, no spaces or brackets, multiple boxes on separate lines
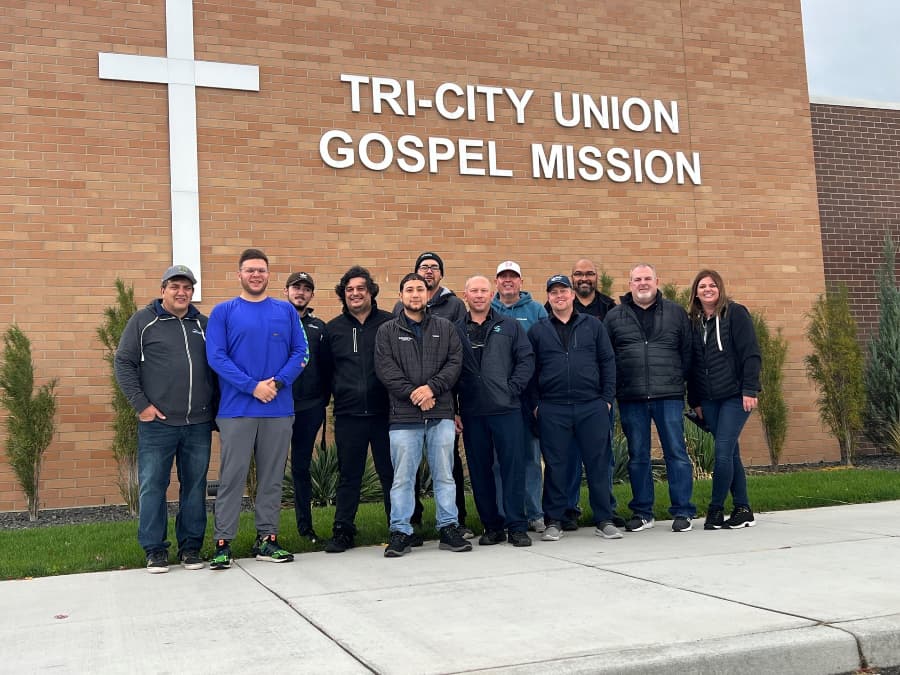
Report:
414,251,444,274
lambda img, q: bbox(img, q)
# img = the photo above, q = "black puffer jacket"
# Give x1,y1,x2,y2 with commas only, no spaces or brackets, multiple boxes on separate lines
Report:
604,292,692,401
322,303,393,416
374,313,462,423
687,301,761,407
454,313,534,416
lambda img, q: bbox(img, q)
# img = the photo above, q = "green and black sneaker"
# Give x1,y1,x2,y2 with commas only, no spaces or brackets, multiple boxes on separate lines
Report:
253,534,294,563
209,539,232,570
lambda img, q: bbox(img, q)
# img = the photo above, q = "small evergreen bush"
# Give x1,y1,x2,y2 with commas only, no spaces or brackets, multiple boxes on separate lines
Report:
753,312,789,467
0,325,58,521
97,279,139,515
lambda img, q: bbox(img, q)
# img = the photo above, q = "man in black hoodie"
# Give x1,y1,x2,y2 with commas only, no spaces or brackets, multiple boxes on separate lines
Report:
321,266,395,553
115,265,216,574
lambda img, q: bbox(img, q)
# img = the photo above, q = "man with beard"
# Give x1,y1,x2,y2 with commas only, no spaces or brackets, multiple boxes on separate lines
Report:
605,263,696,533
491,260,547,533
283,271,328,544
321,265,396,553
206,248,309,569
394,252,470,537
376,273,467,557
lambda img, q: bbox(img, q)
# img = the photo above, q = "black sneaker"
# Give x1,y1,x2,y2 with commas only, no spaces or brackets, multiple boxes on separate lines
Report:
478,529,506,545
561,518,579,531
459,526,475,540
625,515,655,532
704,507,725,530
146,550,168,574
254,534,294,562
179,550,204,570
672,516,693,532
612,513,628,528
298,528,321,545
724,506,756,529
508,531,532,547
324,530,354,553
384,531,412,558
439,525,473,552
209,540,232,570
409,531,424,547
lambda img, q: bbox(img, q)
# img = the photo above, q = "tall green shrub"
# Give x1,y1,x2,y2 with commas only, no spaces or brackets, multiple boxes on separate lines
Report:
97,279,140,515
805,284,866,465
0,326,58,521
863,234,900,451
753,312,788,467
661,282,692,310
599,271,614,297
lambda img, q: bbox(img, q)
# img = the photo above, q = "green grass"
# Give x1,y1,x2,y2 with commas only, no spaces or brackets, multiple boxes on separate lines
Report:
1,468,898,580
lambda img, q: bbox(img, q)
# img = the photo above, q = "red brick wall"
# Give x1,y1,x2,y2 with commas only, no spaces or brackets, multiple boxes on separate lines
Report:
811,102,900,343
0,0,834,511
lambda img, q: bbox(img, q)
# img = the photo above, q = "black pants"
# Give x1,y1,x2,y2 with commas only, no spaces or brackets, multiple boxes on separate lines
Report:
412,433,466,526
290,405,325,534
333,414,393,534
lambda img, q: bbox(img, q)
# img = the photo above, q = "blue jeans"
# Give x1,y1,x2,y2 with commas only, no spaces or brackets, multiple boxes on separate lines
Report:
523,426,543,521
619,399,695,519
137,420,211,555
701,397,751,509
389,419,458,535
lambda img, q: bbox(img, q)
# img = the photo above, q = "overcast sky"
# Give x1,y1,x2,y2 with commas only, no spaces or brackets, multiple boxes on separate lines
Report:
802,0,900,103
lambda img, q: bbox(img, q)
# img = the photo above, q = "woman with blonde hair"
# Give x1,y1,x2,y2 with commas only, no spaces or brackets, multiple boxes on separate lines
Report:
687,270,761,530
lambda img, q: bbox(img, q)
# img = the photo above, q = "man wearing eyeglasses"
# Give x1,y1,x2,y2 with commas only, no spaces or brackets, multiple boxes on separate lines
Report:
395,252,471,537
205,248,309,569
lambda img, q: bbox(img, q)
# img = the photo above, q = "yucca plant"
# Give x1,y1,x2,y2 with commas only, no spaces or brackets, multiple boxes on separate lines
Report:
684,419,715,480
283,443,383,507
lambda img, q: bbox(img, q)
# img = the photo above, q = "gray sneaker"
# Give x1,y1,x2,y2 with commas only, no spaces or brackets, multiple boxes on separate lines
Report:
595,521,623,539
528,517,546,533
541,523,563,541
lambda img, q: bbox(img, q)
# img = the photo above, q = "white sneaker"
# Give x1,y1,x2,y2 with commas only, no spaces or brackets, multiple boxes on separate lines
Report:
541,524,563,541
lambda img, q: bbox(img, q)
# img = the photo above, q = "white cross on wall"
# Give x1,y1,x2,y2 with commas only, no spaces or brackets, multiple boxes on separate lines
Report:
99,0,259,300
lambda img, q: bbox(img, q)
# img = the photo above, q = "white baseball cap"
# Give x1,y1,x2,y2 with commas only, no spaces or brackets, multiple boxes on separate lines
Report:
496,260,522,277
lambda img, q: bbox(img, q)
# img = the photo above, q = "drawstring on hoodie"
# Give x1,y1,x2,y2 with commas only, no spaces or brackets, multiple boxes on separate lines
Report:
702,314,723,351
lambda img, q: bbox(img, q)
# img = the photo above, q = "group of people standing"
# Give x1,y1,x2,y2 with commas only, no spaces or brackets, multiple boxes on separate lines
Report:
114,247,761,572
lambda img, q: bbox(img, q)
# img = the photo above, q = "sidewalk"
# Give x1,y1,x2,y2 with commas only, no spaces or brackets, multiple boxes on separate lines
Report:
3,501,900,674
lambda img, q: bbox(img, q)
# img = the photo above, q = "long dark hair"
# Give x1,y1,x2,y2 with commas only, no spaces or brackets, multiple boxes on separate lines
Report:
689,269,728,322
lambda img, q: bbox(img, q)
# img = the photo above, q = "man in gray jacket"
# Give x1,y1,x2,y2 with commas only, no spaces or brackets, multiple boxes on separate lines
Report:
375,273,467,557
114,265,216,573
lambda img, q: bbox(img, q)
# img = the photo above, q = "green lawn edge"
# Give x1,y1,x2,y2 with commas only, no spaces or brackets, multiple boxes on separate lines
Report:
1,468,897,580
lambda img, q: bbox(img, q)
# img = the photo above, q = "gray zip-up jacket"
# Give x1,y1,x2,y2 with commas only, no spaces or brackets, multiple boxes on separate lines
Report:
374,312,462,424
114,299,216,426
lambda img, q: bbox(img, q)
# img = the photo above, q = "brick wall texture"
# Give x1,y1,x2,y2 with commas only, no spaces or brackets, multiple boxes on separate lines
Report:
811,103,900,343
0,0,834,511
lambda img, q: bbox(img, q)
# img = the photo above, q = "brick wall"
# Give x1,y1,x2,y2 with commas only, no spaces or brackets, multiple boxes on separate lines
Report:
811,102,900,343
0,0,834,511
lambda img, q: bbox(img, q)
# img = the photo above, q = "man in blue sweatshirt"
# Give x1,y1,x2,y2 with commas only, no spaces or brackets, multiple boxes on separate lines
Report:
205,248,309,569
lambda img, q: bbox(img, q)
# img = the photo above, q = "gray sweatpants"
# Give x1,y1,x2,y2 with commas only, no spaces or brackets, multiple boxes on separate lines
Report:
214,416,293,541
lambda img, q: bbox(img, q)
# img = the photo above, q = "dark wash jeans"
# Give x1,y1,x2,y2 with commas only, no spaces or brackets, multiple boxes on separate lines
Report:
137,420,211,555
700,397,751,509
